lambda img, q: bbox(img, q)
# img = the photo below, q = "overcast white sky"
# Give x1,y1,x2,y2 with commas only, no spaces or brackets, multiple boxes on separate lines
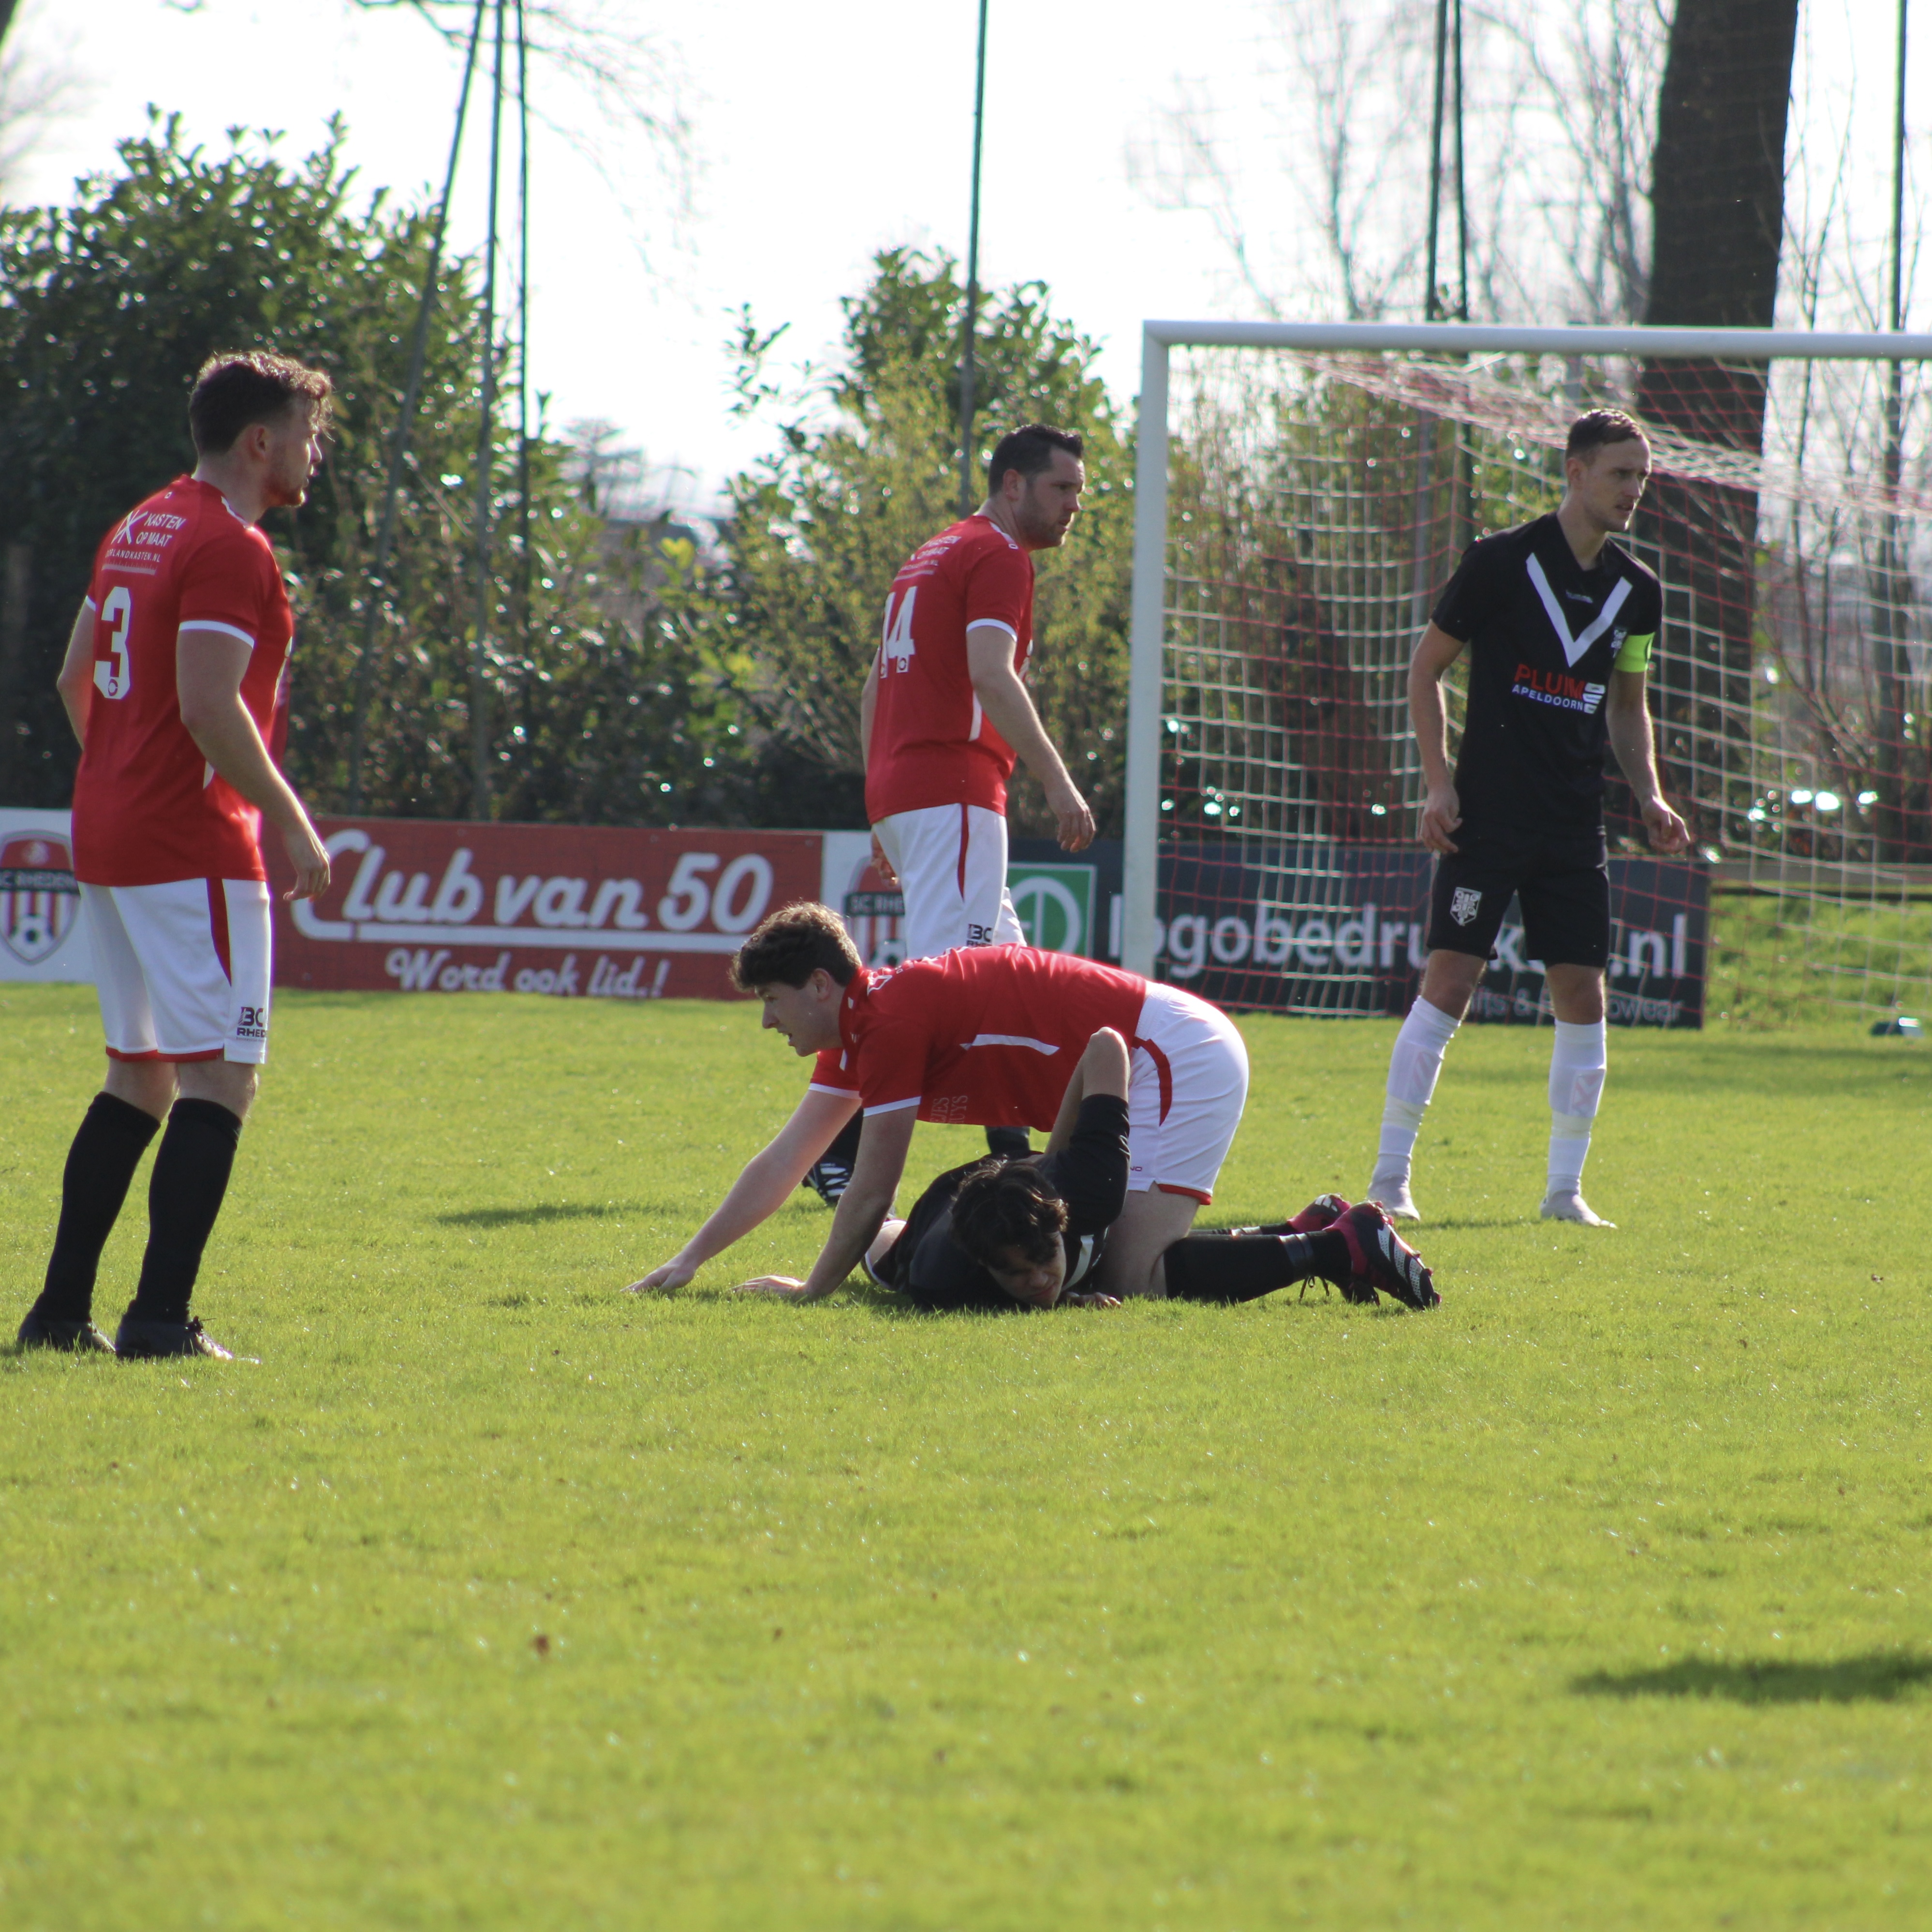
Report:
7,0,1927,508
8,0,1261,506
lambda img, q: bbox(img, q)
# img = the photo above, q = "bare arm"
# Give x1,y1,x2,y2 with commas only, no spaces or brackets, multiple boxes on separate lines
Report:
1043,1027,1130,1157
1606,671,1691,853
1408,621,1468,855
177,627,331,900
859,655,898,884
738,1104,919,1303
860,649,878,766
54,600,96,745
966,622,1094,852
627,1086,860,1292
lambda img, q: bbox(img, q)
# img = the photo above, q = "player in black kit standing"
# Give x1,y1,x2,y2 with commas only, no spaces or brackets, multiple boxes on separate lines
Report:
1366,409,1689,1228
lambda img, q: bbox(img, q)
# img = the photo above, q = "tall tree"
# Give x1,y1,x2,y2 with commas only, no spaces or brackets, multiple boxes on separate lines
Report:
0,118,739,822
1634,0,1801,843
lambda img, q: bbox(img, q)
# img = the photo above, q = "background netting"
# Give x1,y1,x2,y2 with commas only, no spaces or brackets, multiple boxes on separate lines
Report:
1153,344,1932,1025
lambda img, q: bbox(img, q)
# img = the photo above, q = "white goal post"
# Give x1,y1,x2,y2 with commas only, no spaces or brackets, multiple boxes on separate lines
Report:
1121,320,1932,1022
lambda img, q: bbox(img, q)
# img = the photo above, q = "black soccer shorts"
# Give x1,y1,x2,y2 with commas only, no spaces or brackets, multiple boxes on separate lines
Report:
1425,826,1611,969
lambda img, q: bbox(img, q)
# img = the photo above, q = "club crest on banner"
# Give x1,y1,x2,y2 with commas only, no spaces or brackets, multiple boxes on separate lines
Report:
0,831,81,964
1449,886,1482,927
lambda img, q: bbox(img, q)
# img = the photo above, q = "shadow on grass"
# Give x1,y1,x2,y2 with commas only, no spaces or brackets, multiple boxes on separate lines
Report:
1573,1651,1932,1705
438,1202,660,1228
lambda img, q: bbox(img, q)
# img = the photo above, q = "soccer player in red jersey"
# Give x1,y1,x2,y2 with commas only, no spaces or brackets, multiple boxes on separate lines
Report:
862,422,1096,950
804,424,1096,1204
626,903,1436,1312
15,352,335,1359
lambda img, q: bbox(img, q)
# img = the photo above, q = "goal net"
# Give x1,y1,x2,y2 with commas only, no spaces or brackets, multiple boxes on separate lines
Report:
1121,323,1932,1027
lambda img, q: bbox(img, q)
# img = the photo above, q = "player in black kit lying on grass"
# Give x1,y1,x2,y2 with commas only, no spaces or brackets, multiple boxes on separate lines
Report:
862,1029,1439,1313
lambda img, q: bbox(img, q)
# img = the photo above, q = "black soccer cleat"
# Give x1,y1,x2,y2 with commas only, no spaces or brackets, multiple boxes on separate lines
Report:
1334,1201,1439,1311
801,1157,852,1208
114,1313,236,1361
16,1308,117,1354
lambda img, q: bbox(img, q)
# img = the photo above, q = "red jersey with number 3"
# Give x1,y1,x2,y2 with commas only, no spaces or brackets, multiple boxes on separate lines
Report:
807,948,1148,1131
70,476,294,886
864,514,1035,821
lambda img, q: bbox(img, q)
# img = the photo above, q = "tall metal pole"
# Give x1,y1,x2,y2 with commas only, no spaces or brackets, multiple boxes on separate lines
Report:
1425,0,1448,320
516,0,532,642
1451,0,1469,320
1878,0,1911,858
468,0,507,821
344,0,487,812
958,0,990,517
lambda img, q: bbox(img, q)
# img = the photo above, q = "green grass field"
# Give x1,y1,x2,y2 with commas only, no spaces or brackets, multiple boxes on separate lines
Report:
3,982,1929,1930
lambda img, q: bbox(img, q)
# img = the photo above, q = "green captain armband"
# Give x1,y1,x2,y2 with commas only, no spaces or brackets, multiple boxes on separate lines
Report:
1613,630,1655,674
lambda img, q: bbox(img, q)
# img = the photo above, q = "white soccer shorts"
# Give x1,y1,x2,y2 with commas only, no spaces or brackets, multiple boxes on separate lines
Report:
1125,984,1250,1205
872,802,1023,959
82,878,273,1064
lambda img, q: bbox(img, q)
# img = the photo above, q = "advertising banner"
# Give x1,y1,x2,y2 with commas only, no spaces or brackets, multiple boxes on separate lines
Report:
269,818,824,1001
4,809,1709,1027
1154,845,1709,1027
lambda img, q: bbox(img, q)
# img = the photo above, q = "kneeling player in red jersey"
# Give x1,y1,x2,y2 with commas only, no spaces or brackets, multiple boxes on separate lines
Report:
626,902,1437,1310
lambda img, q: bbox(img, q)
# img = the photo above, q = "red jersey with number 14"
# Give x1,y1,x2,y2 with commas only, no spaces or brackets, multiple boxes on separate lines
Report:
71,476,294,886
807,947,1148,1131
865,514,1035,821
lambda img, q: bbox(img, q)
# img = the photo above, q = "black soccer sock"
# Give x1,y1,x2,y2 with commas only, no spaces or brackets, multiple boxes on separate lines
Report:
818,1113,863,1173
34,1093,162,1322
127,1099,244,1325
985,1125,1031,1159
1162,1229,1350,1304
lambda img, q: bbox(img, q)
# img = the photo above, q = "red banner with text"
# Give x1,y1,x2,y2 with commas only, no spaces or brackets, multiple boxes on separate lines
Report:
269,819,825,1002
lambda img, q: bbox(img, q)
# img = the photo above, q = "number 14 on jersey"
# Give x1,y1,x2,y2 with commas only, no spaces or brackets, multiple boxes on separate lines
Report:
881,587,917,674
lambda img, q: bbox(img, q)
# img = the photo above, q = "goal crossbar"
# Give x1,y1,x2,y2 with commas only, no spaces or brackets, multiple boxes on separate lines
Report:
1122,320,1932,980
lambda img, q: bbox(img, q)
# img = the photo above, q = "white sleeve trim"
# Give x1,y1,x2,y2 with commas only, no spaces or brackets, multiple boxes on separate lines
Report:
965,618,1018,641
862,1096,923,1116
82,595,98,612
807,1082,857,1098
178,619,257,649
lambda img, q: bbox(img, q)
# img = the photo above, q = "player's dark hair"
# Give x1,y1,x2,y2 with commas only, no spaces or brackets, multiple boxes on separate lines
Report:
1565,408,1647,460
987,424,1083,496
950,1159,1068,1270
730,900,861,992
189,351,334,456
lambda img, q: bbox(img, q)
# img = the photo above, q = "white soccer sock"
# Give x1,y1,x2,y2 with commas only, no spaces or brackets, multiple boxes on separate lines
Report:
1373,998,1461,1181
1546,1018,1608,1196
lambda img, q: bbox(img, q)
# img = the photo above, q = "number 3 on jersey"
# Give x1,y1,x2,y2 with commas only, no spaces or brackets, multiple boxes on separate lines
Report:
881,587,917,674
93,586,133,700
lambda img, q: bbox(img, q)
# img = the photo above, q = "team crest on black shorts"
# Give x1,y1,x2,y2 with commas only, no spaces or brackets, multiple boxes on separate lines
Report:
1449,886,1482,926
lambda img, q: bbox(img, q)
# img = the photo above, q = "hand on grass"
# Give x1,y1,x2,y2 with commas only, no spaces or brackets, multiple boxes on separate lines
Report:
1060,1291,1122,1309
625,1257,695,1293
734,1275,810,1299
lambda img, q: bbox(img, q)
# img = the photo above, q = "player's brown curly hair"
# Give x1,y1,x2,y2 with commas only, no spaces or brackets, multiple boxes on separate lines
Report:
189,350,334,455
950,1159,1068,1269
730,900,862,992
